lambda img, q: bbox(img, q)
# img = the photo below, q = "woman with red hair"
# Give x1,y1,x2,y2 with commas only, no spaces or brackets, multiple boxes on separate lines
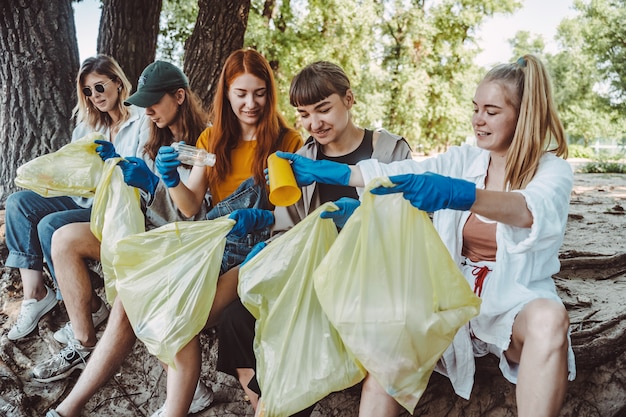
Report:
149,48,303,416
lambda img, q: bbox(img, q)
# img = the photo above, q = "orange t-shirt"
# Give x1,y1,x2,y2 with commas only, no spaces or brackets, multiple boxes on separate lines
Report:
196,127,303,204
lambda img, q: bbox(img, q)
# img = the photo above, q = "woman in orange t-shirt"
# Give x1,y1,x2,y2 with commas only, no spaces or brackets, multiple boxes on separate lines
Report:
150,49,302,417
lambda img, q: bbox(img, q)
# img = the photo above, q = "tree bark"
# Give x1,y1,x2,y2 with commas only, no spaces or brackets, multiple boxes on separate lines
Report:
183,0,251,112
0,0,80,208
97,0,162,89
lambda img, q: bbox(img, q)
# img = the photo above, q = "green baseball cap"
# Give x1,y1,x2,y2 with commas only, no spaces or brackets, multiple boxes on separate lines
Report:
124,61,189,108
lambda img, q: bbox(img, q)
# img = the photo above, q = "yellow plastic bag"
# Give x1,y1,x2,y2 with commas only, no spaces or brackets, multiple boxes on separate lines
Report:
239,203,366,417
313,177,481,413
14,132,105,197
111,218,233,367
90,158,144,302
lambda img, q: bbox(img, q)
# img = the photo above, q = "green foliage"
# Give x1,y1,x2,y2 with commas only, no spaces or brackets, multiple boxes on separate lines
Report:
568,144,595,159
157,0,198,66
546,4,626,147
244,0,521,152
578,145,626,173
574,0,626,110
580,161,626,174
510,31,545,60
245,0,381,135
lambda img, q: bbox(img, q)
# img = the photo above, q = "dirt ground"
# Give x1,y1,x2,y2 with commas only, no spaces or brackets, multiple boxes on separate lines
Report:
0,164,625,417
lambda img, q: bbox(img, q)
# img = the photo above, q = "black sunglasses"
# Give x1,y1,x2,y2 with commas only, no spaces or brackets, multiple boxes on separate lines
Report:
82,79,113,97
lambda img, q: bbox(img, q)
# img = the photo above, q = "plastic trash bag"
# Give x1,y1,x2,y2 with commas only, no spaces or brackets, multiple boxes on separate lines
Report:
313,177,481,413
111,218,233,367
239,203,366,417
14,132,105,197
90,158,144,302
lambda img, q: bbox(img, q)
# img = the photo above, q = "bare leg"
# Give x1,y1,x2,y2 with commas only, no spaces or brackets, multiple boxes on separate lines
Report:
52,223,102,347
205,267,240,329
54,298,136,417
237,368,259,410
19,268,48,300
505,298,569,417
358,374,402,417
163,335,201,417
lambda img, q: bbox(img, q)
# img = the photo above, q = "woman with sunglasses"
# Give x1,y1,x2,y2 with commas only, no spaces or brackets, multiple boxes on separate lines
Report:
34,60,209,387
4,54,149,342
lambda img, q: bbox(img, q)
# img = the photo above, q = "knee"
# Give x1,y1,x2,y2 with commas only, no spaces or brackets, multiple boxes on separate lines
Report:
37,214,56,244
51,225,75,261
5,192,19,213
5,191,32,218
361,374,384,396
524,299,570,348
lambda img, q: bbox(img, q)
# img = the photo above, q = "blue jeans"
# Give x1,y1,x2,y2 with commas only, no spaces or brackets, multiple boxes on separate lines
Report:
5,190,92,295
205,177,271,274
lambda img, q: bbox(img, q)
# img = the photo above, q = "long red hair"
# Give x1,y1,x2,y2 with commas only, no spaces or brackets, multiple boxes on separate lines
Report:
207,49,289,185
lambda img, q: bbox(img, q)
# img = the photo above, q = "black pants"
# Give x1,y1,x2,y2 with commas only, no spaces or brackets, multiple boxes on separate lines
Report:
217,299,315,417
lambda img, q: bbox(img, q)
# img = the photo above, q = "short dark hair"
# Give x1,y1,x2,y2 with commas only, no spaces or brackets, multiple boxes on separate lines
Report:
289,61,351,107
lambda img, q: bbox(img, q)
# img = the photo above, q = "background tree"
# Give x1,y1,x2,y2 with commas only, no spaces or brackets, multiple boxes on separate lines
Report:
158,0,199,66
547,5,625,147
574,0,626,111
98,0,162,90
0,0,80,206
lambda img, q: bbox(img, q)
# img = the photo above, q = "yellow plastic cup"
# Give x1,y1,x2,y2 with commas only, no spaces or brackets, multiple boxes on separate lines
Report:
267,153,302,206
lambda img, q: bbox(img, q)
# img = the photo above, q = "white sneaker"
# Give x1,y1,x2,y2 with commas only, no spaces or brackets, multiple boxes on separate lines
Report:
150,381,214,416
8,286,57,340
32,338,94,382
54,298,110,344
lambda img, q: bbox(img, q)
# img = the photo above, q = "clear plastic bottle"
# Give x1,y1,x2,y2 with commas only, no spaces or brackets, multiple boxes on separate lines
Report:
171,142,216,167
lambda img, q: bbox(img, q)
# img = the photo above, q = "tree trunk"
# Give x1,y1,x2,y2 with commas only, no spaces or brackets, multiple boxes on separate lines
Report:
0,0,80,208
97,0,162,90
183,0,251,112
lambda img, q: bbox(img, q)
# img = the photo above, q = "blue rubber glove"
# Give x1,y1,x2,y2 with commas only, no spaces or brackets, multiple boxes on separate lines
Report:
94,140,119,161
118,157,160,195
155,145,181,188
227,209,275,239
274,151,352,187
241,241,267,267
370,172,476,212
320,197,360,228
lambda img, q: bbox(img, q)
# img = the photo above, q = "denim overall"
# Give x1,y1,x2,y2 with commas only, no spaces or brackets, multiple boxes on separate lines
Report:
205,176,271,274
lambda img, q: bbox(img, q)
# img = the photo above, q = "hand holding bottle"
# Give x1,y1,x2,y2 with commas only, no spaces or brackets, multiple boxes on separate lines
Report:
155,146,182,188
